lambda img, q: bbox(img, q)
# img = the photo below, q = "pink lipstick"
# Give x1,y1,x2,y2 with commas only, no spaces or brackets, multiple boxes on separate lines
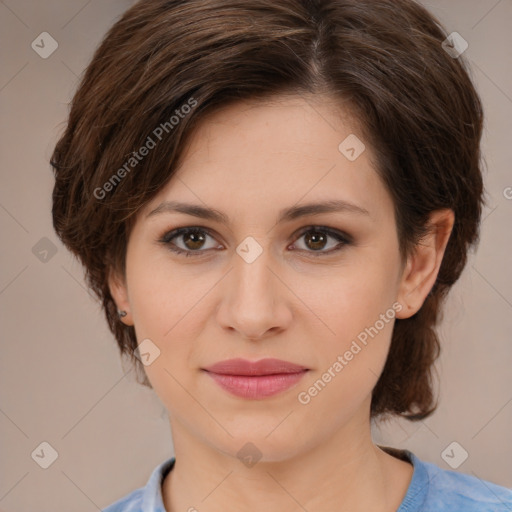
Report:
202,358,309,399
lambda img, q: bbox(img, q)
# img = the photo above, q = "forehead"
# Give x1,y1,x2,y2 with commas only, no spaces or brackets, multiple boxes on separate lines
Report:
143,94,394,224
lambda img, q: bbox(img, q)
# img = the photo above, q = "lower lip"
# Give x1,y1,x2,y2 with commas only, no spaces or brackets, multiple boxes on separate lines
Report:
204,371,308,399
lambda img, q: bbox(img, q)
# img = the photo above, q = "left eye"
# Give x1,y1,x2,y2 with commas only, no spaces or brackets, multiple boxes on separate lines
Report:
159,226,350,257
291,227,350,254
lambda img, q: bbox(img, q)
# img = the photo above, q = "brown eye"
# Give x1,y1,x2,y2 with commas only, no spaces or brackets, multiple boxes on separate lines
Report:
291,227,350,256
304,231,328,251
181,230,207,250
160,225,351,258
161,227,220,256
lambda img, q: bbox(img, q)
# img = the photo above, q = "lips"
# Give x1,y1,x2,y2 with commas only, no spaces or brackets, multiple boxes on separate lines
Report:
203,358,308,376
202,358,309,399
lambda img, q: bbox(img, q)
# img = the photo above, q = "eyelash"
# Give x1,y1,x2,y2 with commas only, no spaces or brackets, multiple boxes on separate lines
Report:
158,226,352,258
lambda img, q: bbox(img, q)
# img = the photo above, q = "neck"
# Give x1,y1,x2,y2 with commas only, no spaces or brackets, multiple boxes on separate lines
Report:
162,405,413,512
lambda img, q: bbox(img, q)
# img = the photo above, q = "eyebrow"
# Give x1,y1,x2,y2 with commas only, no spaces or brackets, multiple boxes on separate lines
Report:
147,199,370,224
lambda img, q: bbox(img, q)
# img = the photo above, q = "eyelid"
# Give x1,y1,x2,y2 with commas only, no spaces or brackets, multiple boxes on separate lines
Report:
160,226,222,252
292,225,353,245
289,225,352,256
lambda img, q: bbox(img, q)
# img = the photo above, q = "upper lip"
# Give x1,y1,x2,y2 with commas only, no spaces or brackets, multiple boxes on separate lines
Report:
203,358,309,376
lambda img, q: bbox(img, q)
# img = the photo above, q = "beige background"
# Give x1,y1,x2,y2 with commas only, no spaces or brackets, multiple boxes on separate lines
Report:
0,0,511,510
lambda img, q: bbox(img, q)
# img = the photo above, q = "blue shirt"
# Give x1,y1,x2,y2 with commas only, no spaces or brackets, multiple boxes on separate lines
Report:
102,449,512,511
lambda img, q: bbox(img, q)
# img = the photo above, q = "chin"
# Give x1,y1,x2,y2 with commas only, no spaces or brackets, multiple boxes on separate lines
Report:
207,421,310,465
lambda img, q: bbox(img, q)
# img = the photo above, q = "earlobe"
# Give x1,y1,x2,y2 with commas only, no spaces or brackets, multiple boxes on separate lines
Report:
108,269,134,326
395,209,455,319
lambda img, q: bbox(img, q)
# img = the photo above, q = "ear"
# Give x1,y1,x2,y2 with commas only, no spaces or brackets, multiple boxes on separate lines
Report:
108,268,134,326
396,209,455,319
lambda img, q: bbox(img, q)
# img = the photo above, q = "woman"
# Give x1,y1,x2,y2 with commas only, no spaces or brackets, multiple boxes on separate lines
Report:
50,0,512,510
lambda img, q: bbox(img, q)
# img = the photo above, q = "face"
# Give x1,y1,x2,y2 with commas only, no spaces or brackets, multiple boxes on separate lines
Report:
109,94,449,462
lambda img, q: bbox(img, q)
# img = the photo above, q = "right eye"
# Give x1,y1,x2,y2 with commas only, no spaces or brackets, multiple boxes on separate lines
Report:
159,227,223,257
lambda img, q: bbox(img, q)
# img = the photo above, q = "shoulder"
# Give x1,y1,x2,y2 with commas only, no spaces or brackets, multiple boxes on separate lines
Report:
102,488,144,512
418,456,512,511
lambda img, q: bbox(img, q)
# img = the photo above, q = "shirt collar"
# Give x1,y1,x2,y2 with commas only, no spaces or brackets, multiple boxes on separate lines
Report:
141,457,175,512
396,450,429,511
140,449,427,512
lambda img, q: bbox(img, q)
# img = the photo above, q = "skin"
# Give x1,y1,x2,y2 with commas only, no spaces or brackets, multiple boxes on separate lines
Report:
109,94,454,512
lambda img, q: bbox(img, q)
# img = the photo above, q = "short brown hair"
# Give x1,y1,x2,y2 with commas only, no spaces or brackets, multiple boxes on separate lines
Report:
51,0,485,421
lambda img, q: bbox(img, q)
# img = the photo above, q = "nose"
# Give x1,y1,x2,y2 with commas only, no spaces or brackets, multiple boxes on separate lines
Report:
215,244,292,341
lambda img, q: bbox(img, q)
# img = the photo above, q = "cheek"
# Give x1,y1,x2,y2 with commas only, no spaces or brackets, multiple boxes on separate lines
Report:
125,252,201,409
294,252,400,395
124,249,214,386
301,259,399,345
126,247,198,339
296,279,397,419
